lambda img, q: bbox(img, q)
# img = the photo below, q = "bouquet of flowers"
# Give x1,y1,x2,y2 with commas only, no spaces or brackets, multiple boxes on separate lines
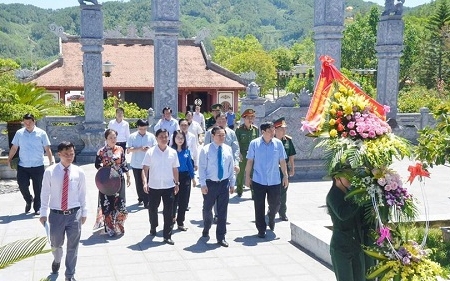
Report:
303,56,445,280
363,226,445,281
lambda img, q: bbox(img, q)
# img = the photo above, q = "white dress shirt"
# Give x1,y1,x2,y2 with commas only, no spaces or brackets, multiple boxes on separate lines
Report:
188,120,204,144
193,112,206,130
185,131,199,166
142,146,180,189
40,163,87,217
108,119,130,143
126,131,156,169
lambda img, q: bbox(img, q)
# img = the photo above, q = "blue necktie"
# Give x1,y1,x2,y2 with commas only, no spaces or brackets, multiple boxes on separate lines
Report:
218,145,223,180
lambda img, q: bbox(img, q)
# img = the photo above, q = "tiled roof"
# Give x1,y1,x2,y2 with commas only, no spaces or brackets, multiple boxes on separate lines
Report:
31,38,245,90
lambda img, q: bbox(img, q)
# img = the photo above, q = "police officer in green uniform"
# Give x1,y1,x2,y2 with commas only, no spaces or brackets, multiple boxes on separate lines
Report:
235,109,259,197
272,117,296,221
205,104,223,130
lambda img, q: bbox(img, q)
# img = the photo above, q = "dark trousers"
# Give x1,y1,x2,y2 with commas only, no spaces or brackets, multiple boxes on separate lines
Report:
330,246,365,281
148,187,175,239
202,179,229,241
49,210,81,279
17,165,44,212
116,142,127,152
252,181,281,233
132,168,148,206
172,171,191,226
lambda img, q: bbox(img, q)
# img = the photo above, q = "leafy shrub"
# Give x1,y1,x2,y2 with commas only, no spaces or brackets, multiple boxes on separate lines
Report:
398,86,448,113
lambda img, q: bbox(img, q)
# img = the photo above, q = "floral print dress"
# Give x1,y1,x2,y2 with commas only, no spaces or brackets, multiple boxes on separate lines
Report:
95,145,129,237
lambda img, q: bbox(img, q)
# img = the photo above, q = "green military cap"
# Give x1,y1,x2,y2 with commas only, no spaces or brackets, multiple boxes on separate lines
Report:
241,108,255,118
273,117,287,128
211,104,223,111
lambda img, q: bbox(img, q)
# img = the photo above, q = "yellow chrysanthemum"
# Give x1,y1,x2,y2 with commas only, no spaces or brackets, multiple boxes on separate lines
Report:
329,129,338,137
329,119,336,126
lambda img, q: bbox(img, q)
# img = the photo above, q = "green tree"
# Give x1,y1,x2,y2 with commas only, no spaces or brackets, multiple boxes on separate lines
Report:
418,1,450,89
290,35,315,66
212,35,276,94
270,47,293,89
341,7,379,70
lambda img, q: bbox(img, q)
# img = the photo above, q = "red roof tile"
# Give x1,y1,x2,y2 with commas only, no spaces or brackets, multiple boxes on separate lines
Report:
31,38,245,90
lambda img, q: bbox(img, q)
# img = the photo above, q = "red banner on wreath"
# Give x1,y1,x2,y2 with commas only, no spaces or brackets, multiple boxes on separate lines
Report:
302,56,386,132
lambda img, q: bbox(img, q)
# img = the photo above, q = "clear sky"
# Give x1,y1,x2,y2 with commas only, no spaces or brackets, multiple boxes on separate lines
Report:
0,0,434,10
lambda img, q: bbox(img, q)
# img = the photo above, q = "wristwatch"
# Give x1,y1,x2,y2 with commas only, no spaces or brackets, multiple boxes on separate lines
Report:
174,181,180,186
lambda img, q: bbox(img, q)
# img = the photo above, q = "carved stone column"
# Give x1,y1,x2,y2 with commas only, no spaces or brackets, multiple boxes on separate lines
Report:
78,4,105,162
376,15,404,120
313,0,345,79
151,0,181,119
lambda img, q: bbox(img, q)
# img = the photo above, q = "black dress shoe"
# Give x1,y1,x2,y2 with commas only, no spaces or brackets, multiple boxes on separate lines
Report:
138,200,143,206
177,225,188,231
65,277,77,281
268,221,275,231
257,232,266,238
202,231,209,238
164,238,175,245
51,261,60,274
237,192,242,197
213,216,218,224
149,228,156,236
25,201,32,213
280,215,289,221
34,211,40,216
217,239,229,247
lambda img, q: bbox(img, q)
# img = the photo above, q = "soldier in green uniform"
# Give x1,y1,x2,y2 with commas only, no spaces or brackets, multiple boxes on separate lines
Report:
273,117,296,221
205,104,222,130
235,109,259,197
326,176,365,281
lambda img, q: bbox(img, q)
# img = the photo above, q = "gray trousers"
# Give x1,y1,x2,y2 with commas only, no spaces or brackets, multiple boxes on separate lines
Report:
49,210,82,279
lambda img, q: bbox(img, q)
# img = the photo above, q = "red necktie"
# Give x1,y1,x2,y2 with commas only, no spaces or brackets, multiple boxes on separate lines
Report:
61,167,69,211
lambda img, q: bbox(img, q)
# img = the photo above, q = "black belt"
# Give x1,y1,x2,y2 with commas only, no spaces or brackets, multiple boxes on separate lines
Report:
206,179,229,183
51,207,80,215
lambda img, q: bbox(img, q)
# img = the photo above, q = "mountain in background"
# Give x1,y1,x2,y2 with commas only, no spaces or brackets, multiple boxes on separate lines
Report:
0,0,421,67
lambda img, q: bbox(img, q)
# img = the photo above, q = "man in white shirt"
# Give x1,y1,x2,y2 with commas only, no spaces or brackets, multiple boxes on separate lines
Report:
142,129,180,245
186,111,204,145
192,105,206,131
107,107,130,152
154,106,180,141
126,119,156,208
40,141,87,281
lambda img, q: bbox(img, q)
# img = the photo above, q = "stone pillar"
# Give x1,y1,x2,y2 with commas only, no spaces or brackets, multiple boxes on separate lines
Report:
151,0,181,119
376,15,404,120
78,4,105,162
313,0,345,80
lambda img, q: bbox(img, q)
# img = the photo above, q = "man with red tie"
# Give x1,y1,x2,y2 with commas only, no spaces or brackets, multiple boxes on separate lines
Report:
40,141,87,281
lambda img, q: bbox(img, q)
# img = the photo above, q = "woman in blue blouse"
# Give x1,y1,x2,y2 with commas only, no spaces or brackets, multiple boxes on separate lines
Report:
171,130,196,231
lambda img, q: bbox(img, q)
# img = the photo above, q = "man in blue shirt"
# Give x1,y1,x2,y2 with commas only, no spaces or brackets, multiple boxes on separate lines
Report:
154,107,180,141
245,121,288,238
225,106,236,130
126,119,156,208
7,113,54,215
199,126,236,247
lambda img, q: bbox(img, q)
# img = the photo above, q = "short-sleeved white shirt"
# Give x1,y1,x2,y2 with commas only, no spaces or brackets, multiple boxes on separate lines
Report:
141,145,179,189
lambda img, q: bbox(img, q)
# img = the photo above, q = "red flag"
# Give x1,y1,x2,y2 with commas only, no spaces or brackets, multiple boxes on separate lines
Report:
302,56,386,132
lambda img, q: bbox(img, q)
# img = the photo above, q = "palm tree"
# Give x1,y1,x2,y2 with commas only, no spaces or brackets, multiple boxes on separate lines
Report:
0,236,51,269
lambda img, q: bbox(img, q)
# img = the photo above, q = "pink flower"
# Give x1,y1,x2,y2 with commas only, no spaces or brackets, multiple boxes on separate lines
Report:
383,105,391,113
347,121,355,129
377,226,391,245
349,130,357,136
361,133,369,139
378,178,387,186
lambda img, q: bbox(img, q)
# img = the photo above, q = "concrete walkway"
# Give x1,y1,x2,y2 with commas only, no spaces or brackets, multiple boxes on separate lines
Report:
0,159,448,281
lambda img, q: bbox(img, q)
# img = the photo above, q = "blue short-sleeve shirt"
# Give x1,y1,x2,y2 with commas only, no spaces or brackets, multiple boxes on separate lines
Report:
12,126,51,167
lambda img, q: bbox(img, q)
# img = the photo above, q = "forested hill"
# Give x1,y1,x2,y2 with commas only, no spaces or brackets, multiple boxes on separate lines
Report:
1,0,381,66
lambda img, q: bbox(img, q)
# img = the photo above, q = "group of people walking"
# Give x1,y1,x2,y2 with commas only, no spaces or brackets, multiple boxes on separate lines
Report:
6,104,297,280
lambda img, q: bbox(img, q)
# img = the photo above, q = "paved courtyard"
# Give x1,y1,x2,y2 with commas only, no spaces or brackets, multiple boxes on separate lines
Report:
0,159,448,281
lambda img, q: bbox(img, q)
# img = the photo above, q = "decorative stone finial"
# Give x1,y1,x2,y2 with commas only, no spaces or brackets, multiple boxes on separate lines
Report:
49,23,68,40
382,0,404,16
246,82,260,100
